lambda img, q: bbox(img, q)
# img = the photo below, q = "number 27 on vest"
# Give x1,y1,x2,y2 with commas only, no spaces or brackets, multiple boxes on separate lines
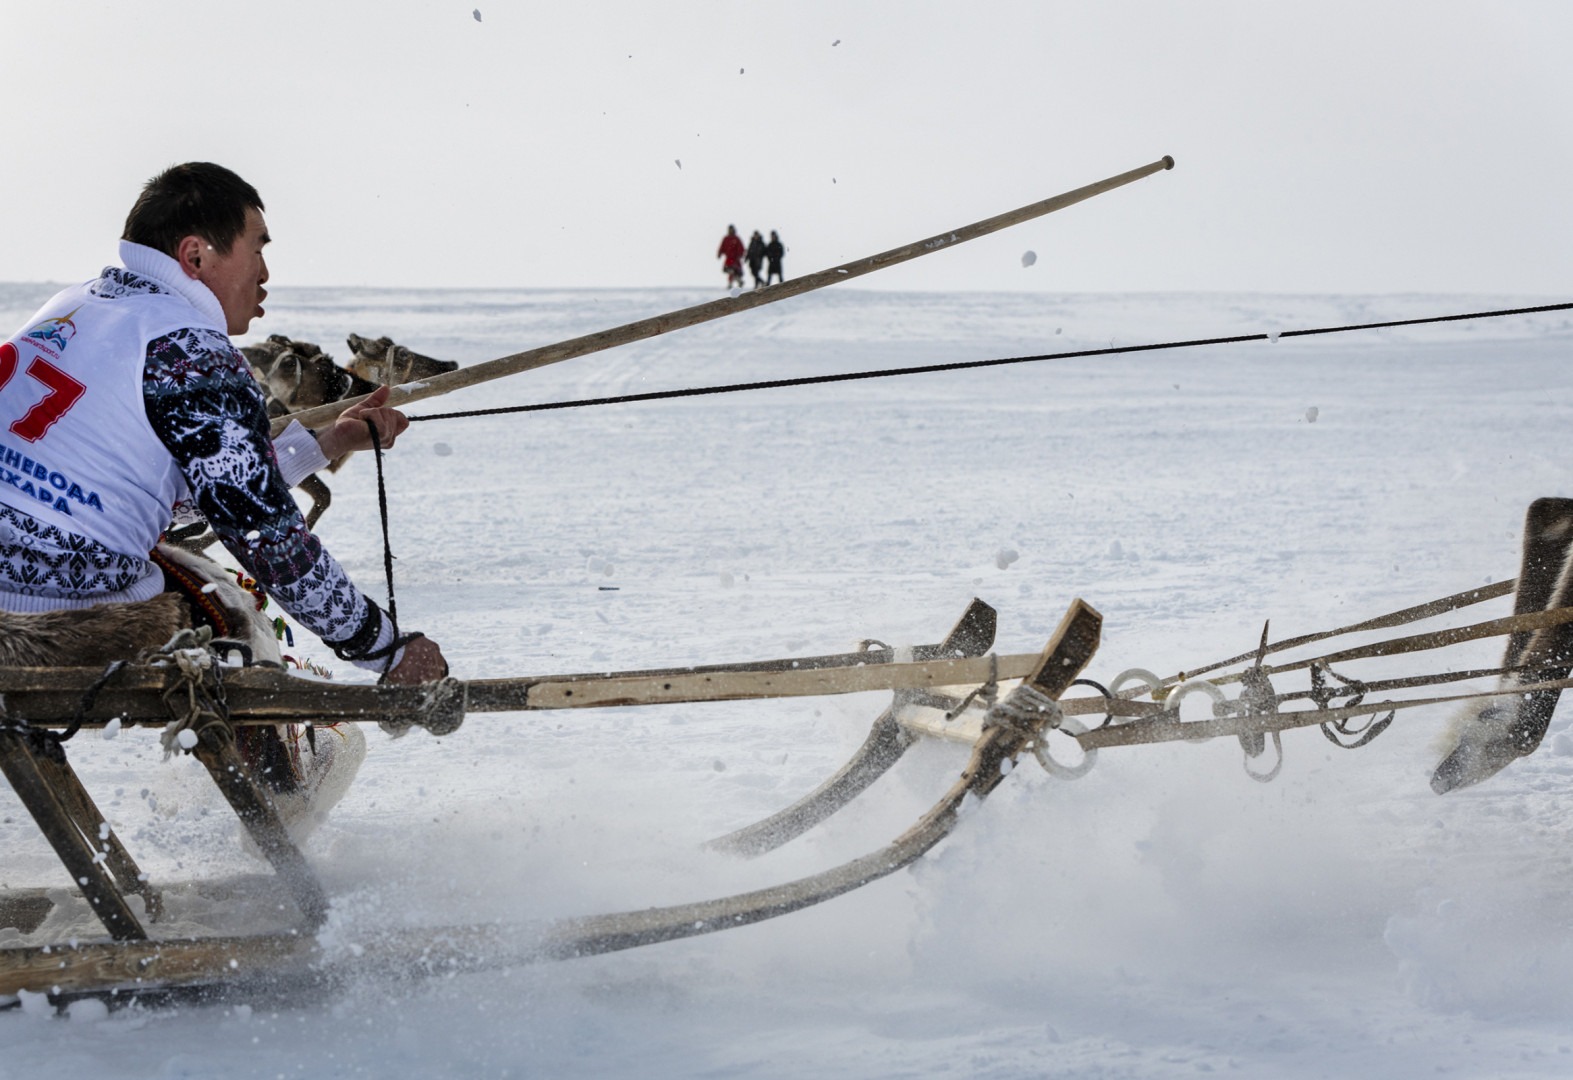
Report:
0,342,86,442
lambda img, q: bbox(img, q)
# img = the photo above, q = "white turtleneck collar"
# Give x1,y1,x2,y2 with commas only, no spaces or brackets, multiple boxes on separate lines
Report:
117,240,229,334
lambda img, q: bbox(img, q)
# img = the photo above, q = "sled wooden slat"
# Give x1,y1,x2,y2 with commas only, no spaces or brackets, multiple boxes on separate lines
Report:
0,667,423,726
0,932,320,998
517,652,1042,709
1168,603,1573,694
1150,578,1517,690
897,706,986,745
273,157,1175,434
898,695,1160,747
0,651,1046,727
1076,673,1573,750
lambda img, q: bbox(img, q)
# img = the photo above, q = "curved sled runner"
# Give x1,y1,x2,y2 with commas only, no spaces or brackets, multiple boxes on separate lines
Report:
707,597,997,857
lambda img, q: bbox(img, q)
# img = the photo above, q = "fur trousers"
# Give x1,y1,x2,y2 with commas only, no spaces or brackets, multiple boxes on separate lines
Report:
0,545,363,843
0,544,281,668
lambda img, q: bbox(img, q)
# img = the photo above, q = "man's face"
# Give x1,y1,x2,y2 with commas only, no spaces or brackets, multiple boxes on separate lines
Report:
192,207,270,335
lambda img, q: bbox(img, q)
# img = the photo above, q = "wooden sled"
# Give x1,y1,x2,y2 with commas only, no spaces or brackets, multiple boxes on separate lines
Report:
8,573,1559,1008
0,599,1103,1006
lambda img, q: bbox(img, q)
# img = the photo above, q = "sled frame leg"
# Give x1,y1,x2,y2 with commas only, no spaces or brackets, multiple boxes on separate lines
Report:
0,728,149,941
190,724,330,931
29,742,163,922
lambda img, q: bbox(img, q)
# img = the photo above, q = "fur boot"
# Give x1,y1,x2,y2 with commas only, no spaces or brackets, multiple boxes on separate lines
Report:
152,546,367,844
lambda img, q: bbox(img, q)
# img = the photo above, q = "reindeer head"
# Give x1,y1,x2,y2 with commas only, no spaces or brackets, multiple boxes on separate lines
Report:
345,333,459,388
241,335,380,416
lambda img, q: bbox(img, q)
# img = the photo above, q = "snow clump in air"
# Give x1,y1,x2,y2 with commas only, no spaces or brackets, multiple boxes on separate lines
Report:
472,9,481,21
1021,250,1037,268
995,547,1019,570
718,570,735,588
433,442,453,457
1305,406,1319,423
67,997,109,1022
586,556,613,577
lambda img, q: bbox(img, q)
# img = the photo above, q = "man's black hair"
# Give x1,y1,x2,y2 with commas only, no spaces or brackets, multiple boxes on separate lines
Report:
122,162,264,258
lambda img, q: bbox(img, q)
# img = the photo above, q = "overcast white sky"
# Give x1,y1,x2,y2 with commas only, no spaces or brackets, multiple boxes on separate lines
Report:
3,2,1571,295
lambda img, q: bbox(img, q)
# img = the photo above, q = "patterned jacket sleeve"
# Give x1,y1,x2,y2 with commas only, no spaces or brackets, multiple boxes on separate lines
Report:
143,328,394,663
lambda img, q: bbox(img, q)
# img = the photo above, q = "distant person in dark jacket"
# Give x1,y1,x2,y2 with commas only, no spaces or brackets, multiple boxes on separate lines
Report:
717,225,745,289
746,230,767,288
765,230,785,285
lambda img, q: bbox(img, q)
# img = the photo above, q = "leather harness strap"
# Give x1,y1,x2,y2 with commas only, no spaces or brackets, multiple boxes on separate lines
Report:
148,546,234,639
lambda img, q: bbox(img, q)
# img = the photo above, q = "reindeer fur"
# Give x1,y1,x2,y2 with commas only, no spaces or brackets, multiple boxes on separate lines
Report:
0,592,191,667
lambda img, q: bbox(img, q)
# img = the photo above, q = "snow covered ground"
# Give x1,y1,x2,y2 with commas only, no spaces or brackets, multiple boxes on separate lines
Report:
3,283,1573,1077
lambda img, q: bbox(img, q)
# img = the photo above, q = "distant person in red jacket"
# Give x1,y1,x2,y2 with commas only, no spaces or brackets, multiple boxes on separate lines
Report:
717,225,745,289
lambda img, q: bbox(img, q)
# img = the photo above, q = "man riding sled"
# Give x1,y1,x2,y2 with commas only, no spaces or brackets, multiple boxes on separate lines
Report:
0,162,446,834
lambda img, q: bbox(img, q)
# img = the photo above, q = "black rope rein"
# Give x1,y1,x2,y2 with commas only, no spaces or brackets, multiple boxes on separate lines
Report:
365,419,423,683
405,300,1573,424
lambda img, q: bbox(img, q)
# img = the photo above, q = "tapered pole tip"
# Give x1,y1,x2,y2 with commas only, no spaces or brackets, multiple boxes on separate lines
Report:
1162,155,1175,170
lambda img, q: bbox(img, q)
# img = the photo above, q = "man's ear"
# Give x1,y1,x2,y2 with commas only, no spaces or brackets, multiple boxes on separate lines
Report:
175,235,205,279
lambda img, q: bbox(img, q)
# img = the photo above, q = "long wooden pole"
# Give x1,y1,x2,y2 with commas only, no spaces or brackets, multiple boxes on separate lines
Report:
272,156,1175,434
0,652,1050,726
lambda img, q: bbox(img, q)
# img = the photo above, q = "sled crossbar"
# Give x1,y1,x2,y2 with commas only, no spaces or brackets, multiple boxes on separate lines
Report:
0,651,1050,728
4,600,1550,728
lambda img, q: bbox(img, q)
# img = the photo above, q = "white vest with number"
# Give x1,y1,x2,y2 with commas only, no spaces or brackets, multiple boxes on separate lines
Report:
0,243,226,558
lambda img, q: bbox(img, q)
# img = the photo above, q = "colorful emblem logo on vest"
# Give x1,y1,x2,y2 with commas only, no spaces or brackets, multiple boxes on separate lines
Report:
24,308,80,358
